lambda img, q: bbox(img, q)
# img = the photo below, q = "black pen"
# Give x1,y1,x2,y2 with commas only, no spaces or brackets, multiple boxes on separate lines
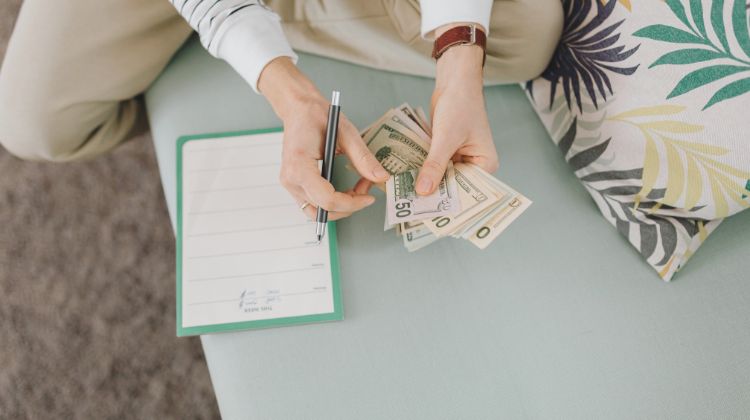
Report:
316,90,341,243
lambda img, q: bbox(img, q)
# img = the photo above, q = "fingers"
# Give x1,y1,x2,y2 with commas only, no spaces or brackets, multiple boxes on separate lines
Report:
302,204,353,221
292,184,374,221
415,139,453,195
282,151,376,213
339,120,390,183
324,184,376,220
300,203,354,221
291,187,355,221
300,173,375,212
277,102,381,221
287,188,315,218
353,177,374,195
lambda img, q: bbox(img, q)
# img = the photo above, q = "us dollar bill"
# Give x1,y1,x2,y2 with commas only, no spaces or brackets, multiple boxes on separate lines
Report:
468,195,532,249
357,103,531,251
386,162,460,224
390,106,430,143
397,103,431,139
415,107,431,136
422,163,502,237
400,220,426,235
403,223,439,252
450,164,515,238
364,119,430,176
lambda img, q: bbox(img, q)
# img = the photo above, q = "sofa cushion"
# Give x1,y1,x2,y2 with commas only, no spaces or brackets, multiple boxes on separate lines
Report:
525,0,750,280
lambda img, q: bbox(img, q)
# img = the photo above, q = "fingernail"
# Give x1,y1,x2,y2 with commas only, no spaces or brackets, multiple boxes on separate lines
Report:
417,178,432,194
365,196,376,206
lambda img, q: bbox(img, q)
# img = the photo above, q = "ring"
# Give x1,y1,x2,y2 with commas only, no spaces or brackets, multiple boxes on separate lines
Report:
300,201,310,210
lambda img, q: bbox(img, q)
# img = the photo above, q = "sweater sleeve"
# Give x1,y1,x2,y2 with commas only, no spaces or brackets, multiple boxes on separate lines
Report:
419,0,494,39
170,0,297,92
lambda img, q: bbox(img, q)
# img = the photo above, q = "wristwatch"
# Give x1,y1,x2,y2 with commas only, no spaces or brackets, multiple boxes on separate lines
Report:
431,24,487,67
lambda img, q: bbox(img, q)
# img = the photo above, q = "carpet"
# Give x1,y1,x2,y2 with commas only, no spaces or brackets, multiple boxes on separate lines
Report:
0,1,220,418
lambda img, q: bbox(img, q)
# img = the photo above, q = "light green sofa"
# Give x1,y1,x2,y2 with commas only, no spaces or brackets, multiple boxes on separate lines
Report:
145,37,750,419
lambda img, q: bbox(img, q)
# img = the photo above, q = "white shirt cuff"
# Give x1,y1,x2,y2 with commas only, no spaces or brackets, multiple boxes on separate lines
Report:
420,0,493,40
213,7,298,93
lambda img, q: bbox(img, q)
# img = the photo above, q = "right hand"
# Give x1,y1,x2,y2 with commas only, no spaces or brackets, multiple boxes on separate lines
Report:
258,57,390,220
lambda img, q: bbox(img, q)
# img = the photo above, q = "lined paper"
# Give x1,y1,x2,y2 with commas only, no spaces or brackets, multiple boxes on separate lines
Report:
180,132,336,329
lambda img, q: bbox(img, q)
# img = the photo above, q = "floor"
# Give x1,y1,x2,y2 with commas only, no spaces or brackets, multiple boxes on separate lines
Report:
0,1,220,418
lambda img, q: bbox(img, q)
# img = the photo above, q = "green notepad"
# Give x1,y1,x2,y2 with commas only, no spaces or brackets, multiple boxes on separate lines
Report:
176,128,343,337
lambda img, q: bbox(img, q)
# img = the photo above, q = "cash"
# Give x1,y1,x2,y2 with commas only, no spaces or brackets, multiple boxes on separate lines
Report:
386,161,460,224
358,103,532,251
362,115,430,175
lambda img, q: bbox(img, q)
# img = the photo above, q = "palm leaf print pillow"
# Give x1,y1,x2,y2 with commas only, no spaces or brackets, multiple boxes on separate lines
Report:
525,0,750,280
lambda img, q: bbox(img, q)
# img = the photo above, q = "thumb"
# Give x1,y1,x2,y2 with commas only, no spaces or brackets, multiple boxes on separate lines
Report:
340,122,390,183
416,141,453,196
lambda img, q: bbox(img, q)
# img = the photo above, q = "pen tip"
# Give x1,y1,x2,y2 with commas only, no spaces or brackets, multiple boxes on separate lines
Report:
316,235,323,244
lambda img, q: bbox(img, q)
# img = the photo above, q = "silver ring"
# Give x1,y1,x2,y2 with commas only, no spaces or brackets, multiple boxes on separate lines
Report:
300,201,310,210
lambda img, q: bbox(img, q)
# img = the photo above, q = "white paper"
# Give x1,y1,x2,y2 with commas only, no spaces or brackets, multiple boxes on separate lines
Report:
180,132,336,329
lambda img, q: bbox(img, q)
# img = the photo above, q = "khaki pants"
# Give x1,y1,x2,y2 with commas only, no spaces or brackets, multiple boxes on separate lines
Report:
0,0,562,162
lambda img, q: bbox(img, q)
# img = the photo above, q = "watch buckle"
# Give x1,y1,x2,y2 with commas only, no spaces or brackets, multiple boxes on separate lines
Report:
469,25,476,45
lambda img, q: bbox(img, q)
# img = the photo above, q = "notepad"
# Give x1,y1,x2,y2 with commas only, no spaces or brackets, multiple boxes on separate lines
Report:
176,128,343,336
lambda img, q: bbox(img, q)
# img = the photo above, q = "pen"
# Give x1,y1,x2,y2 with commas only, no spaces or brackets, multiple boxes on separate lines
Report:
316,90,341,243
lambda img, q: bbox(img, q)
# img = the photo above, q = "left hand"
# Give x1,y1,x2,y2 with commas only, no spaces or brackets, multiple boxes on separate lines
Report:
415,25,499,196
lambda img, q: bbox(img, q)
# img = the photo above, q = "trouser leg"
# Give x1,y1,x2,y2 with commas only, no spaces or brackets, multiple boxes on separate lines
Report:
0,0,192,162
269,0,562,85
484,0,564,83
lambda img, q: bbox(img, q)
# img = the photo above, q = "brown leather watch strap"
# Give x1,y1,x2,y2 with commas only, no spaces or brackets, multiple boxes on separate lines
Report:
431,25,487,67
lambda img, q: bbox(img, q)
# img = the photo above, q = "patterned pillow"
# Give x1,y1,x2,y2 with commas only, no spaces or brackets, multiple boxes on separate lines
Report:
525,0,750,280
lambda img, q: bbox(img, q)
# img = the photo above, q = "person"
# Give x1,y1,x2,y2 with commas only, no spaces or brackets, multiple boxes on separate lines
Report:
0,0,562,221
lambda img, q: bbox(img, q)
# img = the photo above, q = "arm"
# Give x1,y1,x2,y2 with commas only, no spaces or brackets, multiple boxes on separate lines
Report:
171,1,388,218
414,1,499,195
259,58,389,220
171,0,296,92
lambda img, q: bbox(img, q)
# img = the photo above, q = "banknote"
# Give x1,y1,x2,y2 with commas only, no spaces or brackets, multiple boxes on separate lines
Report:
386,162,460,224
468,195,532,249
363,119,430,176
364,107,430,144
415,107,431,136
400,220,426,235
422,163,502,238
449,164,515,238
390,106,430,143
354,103,531,251
403,223,439,252
397,103,431,140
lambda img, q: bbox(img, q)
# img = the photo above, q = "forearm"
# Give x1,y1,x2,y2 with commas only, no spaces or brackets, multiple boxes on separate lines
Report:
170,0,297,92
258,57,323,121
417,19,496,194
433,24,485,98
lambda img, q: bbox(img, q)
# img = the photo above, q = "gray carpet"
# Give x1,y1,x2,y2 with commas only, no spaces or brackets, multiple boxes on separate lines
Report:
0,2,220,419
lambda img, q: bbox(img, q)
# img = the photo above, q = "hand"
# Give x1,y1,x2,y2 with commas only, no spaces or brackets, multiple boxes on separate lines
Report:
415,25,498,196
258,57,389,220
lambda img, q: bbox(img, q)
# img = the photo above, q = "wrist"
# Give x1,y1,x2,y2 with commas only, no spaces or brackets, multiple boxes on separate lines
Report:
258,57,323,121
435,46,484,92
433,23,485,92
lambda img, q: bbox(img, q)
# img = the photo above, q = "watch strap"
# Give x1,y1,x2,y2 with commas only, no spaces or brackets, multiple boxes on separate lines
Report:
431,25,487,67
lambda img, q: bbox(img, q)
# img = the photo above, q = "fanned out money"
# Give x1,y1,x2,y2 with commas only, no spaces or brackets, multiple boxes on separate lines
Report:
386,162,460,224
358,103,532,252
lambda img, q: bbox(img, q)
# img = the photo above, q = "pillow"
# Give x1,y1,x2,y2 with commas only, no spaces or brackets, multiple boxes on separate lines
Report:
524,0,750,280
